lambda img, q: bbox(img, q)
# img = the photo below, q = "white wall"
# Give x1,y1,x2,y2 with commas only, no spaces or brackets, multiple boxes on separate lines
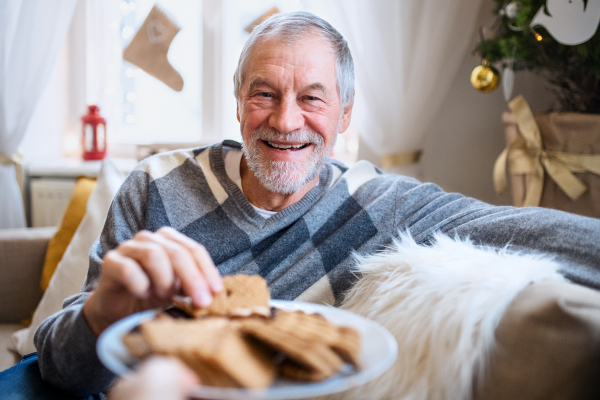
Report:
359,0,555,206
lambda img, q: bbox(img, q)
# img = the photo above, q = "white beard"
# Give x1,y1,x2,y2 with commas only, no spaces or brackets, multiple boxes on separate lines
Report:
241,128,334,194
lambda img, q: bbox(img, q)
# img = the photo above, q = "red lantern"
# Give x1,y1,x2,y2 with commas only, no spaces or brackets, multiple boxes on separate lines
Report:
81,105,107,160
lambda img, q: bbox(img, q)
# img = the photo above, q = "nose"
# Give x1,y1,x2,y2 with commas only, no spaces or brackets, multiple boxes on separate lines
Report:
269,97,304,134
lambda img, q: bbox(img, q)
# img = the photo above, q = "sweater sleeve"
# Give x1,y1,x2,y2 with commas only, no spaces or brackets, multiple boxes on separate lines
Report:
34,170,150,396
395,180,600,289
442,204,600,289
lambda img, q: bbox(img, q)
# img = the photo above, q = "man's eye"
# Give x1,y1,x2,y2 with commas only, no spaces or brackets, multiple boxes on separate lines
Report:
258,92,273,98
306,96,319,101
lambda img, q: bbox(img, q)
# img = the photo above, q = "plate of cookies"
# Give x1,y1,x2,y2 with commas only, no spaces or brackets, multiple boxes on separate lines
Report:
97,275,397,399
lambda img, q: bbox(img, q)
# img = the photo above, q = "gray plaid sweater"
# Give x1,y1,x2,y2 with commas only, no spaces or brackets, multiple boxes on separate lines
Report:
35,140,600,396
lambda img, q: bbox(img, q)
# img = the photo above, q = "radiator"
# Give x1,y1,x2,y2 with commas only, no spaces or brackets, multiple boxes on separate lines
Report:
30,178,77,227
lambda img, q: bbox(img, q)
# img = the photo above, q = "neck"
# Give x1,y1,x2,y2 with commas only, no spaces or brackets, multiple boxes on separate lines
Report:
240,156,318,212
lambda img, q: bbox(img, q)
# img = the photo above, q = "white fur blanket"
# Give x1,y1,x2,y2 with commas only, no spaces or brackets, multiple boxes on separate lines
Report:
319,233,566,400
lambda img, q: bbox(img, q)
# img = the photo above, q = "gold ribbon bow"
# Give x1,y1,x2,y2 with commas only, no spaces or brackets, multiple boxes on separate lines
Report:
494,95,600,207
0,149,25,194
381,150,422,169
0,150,23,166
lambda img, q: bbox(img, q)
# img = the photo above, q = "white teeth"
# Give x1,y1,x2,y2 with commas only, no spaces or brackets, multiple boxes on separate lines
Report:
267,141,306,149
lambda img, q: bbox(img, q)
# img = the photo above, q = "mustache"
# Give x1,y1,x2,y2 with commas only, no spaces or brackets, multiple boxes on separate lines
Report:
251,128,324,149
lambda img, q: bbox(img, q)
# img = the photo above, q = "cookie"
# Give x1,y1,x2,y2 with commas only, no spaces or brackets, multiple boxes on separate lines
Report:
239,311,345,379
173,275,271,318
121,331,152,359
123,274,361,387
276,310,361,368
279,359,330,382
137,317,276,388
331,326,361,368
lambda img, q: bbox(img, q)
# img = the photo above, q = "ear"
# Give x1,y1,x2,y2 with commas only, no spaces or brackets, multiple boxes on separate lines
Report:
236,104,240,122
338,91,354,133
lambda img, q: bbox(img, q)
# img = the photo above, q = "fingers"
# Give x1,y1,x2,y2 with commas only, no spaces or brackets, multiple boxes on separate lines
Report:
109,356,199,400
103,228,223,308
116,239,175,298
156,227,223,293
102,250,151,297
147,356,199,389
136,228,219,307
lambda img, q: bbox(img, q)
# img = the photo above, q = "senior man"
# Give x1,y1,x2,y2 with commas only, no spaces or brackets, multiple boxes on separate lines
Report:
3,10,599,399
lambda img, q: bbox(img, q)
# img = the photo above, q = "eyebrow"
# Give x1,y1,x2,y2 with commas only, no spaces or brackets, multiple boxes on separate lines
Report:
247,78,274,93
305,82,328,94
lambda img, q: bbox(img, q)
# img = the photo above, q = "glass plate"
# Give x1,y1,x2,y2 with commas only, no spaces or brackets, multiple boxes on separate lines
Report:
97,300,397,399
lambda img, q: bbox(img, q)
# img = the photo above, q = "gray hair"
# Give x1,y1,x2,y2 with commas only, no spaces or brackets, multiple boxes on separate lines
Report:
233,11,354,110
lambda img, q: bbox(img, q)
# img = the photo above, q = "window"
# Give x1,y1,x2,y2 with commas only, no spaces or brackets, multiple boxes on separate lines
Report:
116,0,201,144
60,0,358,163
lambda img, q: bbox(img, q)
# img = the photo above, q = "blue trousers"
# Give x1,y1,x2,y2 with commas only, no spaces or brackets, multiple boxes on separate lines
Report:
0,353,102,400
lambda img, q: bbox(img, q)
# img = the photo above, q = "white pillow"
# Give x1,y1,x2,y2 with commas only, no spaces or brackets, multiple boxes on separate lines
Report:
319,233,566,400
11,159,127,355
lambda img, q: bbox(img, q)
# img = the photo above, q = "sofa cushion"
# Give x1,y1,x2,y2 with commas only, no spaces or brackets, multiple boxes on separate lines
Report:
40,177,96,291
0,324,23,372
0,227,56,323
11,160,127,356
475,281,600,400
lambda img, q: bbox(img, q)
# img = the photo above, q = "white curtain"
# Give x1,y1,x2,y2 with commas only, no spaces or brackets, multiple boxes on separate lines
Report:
305,0,484,177
66,0,122,142
84,0,122,110
0,0,77,228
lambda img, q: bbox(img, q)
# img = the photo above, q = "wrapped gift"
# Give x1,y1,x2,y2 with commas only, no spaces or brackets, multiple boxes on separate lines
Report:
494,96,600,218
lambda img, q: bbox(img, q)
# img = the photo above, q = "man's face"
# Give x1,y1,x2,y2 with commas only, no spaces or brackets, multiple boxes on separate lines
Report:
237,33,352,194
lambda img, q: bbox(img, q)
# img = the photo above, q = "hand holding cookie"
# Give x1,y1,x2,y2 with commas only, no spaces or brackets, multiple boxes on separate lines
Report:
83,227,223,335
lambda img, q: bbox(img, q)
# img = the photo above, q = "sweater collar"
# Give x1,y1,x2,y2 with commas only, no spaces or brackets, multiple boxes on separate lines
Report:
209,140,333,227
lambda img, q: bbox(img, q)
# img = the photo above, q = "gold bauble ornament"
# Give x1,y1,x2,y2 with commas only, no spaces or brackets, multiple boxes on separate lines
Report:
471,59,500,92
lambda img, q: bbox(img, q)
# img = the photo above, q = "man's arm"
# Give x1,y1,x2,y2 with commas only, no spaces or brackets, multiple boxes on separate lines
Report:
396,181,600,289
34,169,223,395
446,205,600,289
33,171,150,395
33,290,112,396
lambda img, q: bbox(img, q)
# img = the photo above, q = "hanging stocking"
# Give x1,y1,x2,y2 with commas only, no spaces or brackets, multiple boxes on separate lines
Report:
123,5,184,91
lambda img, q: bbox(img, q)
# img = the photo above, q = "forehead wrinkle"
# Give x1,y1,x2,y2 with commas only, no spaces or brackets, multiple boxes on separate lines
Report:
248,68,327,94
244,63,286,94
252,44,327,76
244,38,336,99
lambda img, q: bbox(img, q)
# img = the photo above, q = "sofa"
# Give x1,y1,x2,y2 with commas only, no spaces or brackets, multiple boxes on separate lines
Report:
0,227,56,372
1,224,600,399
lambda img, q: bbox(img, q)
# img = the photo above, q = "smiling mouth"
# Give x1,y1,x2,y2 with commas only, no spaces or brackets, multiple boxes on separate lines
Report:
263,140,310,151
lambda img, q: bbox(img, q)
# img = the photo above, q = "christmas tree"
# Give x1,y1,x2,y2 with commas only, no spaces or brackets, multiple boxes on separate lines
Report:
477,0,600,113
